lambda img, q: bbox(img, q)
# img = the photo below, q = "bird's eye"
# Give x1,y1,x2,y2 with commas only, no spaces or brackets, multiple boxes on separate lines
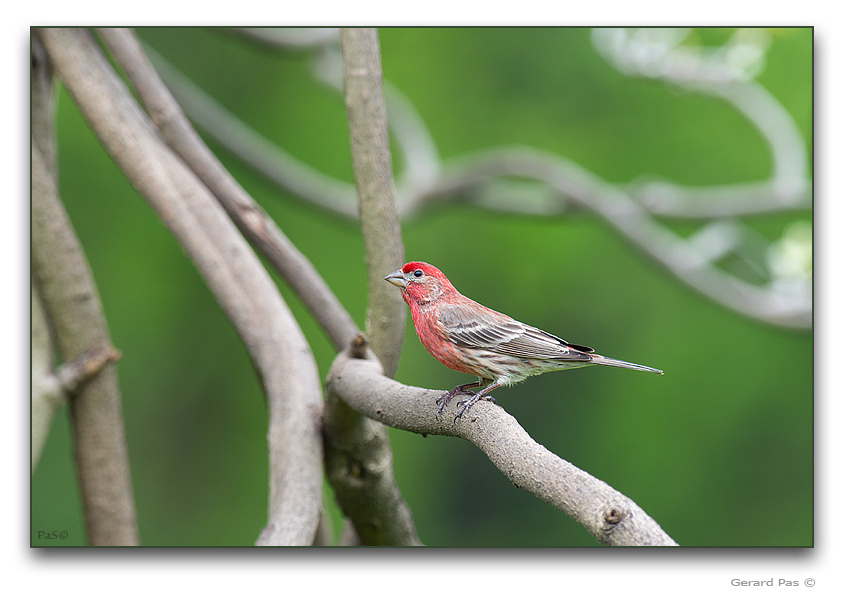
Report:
413,269,424,278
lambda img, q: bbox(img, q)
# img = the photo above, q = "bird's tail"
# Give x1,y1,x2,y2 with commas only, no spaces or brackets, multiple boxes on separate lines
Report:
590,354,663,375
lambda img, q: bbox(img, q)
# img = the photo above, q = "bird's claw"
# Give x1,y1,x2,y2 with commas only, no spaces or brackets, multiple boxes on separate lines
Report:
435,386,474,420
454,394,497,421
436,387,497,421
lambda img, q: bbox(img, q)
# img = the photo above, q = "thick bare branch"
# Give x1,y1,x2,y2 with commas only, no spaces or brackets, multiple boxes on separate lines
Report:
30,37,64,468
37,28,323,546
31,37,56,176
322,398,421,545
97,27,358,352
323,336,421,545
32,145,138,546
304,28,420,546
32,36,137,545
340,27,406,378
327,348,678,547
33,291,122,473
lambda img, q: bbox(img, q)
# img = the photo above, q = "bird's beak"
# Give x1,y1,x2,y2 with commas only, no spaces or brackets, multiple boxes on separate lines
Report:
384,269,408,288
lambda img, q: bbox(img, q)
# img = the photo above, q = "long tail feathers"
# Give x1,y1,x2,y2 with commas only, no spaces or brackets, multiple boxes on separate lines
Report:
590,354,663,375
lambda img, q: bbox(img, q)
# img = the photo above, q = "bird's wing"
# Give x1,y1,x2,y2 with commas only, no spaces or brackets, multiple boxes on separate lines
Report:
437,302,594,362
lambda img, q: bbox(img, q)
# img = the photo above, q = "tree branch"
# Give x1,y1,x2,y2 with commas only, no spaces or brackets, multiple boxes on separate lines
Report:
146,38,444,224
340,27,406,378
323,336,421,545
327,348,678,547
33,286,122,471
418,147,811,329
312,28,421,545
142,43,359,219
97,27,359,353
591,28,810,218
145,30,809,330
31,110,138,546
37,27,323,546
157,29,809,225
31,285,62,470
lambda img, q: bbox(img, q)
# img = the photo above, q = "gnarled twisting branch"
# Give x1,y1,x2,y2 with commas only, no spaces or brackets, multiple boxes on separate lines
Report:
592,27,809,215
37,27,323,546
327,347,678,547
422,147,811,329
96,27,359,353
323,339,421,545
150,27,810,330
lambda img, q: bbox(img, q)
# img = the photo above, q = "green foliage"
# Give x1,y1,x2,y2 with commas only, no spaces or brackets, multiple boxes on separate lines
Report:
32,27,812,547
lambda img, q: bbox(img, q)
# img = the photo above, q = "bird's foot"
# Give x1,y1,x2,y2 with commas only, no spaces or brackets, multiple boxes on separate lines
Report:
435,385,477,420
454,393,497,421
436,385,498,421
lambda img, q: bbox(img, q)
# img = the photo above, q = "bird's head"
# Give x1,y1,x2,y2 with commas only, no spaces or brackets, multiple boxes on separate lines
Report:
384,261,456,305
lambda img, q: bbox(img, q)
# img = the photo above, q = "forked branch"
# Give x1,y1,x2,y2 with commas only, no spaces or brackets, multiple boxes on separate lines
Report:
327,346,678,547
37,27,324,546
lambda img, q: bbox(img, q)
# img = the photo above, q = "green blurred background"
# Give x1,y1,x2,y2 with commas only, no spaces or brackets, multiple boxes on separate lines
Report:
31,27,812,547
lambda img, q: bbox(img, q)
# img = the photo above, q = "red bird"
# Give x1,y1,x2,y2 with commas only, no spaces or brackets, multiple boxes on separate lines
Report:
385,261,663,420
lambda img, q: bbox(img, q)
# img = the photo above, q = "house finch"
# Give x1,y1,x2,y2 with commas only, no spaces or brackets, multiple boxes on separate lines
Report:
384,261,663,420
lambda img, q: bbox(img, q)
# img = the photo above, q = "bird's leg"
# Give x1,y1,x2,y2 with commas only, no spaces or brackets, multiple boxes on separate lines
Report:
454,381,504,420
435,381,481,419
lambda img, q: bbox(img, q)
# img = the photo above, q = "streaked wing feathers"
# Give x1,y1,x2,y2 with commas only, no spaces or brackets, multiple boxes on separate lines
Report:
438,303,593,362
